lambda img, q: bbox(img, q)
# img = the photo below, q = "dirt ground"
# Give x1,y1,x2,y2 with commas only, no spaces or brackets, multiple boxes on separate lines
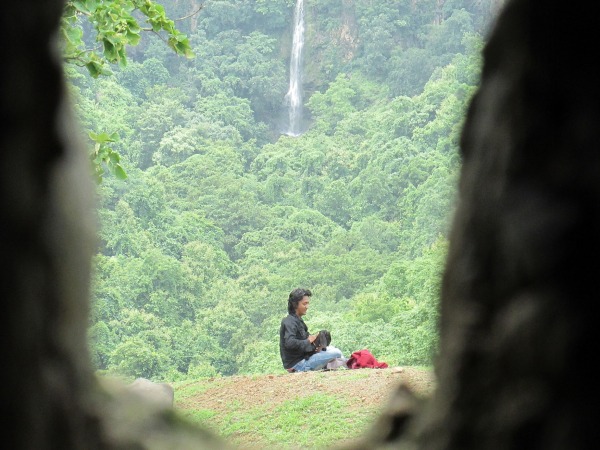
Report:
175,366,435,433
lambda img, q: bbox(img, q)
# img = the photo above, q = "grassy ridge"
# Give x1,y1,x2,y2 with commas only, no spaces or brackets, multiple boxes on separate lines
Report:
173,367,434,449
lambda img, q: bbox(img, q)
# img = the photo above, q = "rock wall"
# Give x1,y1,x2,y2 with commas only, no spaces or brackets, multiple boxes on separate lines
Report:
3,0,597,449
350,0,600,448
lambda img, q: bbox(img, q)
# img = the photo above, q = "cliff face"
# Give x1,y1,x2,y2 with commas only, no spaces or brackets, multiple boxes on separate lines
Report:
297,0,503,95
301,0,359,92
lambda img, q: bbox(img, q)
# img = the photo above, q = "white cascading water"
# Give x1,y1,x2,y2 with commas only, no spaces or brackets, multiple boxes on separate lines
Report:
283,0,305,136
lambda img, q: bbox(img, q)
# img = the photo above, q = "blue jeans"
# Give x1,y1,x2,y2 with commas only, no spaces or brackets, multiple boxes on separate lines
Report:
292,347,343,372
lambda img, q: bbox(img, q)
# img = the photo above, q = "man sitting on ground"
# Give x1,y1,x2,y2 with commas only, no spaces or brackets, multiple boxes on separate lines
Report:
279,288,343,372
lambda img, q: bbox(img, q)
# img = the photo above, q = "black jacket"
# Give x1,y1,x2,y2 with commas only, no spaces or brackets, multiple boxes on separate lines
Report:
279,314,315,369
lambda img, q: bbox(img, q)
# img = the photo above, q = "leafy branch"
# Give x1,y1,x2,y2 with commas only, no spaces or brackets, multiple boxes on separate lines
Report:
62,0,195,77
61,0,199,182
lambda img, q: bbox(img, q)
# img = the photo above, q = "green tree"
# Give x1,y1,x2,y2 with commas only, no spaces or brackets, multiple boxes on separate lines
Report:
109,335,172,379
136,86,191,168
171,320,222,377
117,57,171,98
61,0,194,181
88,321,114,369
61,0,193,77
83,0,499,379
307,74,357,134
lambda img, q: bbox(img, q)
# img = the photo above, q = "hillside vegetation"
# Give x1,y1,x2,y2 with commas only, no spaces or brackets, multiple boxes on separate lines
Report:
64,1,502,381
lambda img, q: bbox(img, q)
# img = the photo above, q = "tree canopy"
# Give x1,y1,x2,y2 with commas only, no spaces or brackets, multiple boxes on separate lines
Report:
65,0,499,380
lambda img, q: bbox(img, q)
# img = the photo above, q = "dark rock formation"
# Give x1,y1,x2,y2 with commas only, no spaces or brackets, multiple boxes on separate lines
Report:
1,1,228,448
127,378,175,408
3,0,597,449
348,0,600,448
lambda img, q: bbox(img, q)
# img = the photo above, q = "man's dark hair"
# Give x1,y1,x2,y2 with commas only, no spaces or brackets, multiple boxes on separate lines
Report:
288,288,312,314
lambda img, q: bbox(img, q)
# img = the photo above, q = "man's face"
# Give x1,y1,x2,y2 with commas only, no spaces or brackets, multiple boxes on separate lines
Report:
295,296,310,317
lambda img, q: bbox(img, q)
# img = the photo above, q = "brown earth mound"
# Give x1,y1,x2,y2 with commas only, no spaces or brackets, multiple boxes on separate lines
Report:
177,367,434,412
175,367,435,449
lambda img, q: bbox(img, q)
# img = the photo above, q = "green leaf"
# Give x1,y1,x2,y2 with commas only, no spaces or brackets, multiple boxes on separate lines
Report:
85,60,102,78
112,164,127,180
102,39,117,61
108,152,121,163
89,131,117,144
117,48,127,68
64,24,83,45
126,30,141,46
72,0,99,14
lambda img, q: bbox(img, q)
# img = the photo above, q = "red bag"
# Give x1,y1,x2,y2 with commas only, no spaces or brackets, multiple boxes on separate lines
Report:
346,349,389,369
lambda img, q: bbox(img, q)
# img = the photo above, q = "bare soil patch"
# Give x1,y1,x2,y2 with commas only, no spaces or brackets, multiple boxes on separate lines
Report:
177,366,434,412
175,366,435,449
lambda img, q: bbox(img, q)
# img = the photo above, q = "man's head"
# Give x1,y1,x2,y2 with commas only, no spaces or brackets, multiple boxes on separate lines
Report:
288,288,312,316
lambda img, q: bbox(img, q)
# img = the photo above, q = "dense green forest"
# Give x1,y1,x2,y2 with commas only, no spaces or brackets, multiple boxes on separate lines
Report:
64,0,501,381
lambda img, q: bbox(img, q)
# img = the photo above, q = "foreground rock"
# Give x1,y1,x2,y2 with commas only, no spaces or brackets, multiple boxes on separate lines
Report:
5,1,598,449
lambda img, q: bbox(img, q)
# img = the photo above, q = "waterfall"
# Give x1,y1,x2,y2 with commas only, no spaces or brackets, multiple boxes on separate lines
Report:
283,0,305,136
